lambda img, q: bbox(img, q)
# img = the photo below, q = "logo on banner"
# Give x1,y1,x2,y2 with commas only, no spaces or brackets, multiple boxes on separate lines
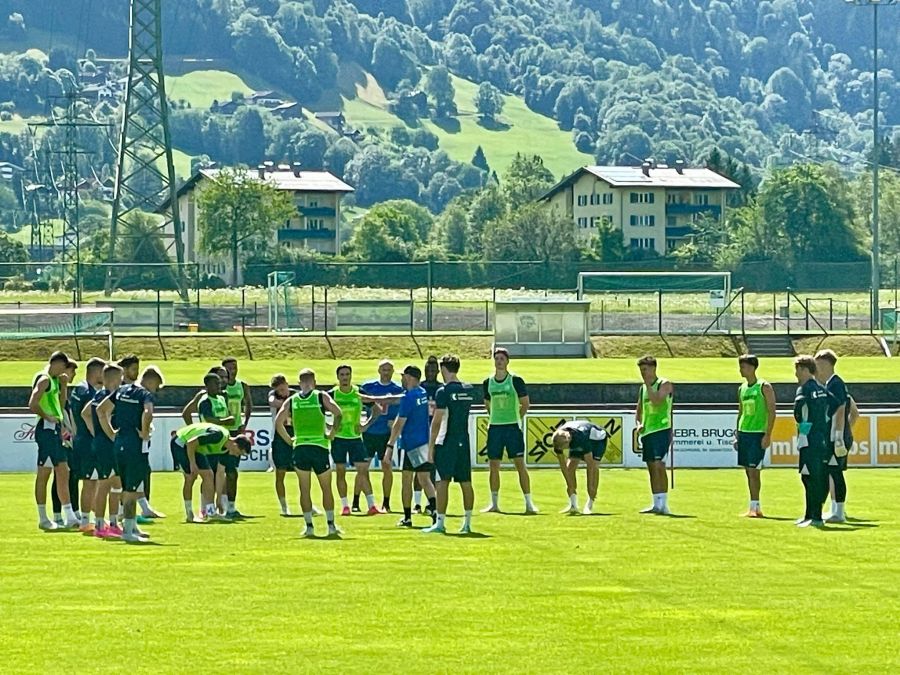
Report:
769,415,872,465
475,415,623,465
877,418,900,465
13,422,35,443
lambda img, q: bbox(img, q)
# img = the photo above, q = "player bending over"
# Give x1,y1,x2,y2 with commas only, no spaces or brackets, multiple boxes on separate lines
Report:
552,420,608,515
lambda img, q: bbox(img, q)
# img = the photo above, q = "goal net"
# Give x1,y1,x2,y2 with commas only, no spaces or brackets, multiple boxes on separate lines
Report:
0,307,115,357
576,271,733,334
267,271,307,331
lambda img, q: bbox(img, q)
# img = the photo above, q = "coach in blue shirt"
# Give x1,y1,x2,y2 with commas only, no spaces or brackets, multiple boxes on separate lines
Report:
359,359,404,512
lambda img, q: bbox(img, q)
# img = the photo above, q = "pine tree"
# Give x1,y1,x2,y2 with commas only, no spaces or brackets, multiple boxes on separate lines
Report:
471,145,490,173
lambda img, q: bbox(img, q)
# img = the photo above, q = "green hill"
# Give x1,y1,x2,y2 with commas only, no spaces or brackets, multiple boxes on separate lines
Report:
166,70,253,109
340,64,591,178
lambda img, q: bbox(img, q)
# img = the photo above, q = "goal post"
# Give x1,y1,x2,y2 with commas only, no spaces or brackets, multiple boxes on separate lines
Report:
576,271,731,299
575,271,734,334
0,307,115,358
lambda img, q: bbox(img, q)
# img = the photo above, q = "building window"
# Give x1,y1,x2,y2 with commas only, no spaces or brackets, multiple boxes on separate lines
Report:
309,199,319,208
602,193,613,205
577,195,588,207
666,238,679,251
577,217,589,229
630,192,655,204
307,218,326,230
666,216,677,227
629,215,656,227
630,237,655,250
693,193,709,205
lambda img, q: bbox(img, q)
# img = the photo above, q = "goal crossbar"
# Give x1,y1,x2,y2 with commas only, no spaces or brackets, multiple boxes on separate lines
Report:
576,271,731,298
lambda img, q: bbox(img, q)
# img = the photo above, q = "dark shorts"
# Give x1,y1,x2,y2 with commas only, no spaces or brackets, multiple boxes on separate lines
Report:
220,453,240,476
798,446,829,473
272,434,294,471
170,437,192,475
200,452,224,473
826,443,849,471
400,444,433,473
72,435,94,479
570,438,608,462
486,424,526,461
92,437,117,480
363,433,391,461
293,445,331,475
737,431,766,468
35,424,67,468
118,448,149,492
331,437,368,466
435,438,471,483
641,429,671,463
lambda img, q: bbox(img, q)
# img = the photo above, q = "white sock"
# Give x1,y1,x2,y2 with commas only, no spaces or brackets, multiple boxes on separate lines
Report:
436,513,446,527
278,497,288,513
96,517,106,529
365,493,375,509
414,490,422,506
184,500,193,517
124,518,135,536
137,497,151,515
303,511,313,526
54,512,62,523
490,491,499,507
80,513,89,526
524,494,535,509
110,514,118,527
63,504,77,520
586,498,594,510
341,497,349,508
37,504,48,522
836,502,845,517
661,493,668,508
228,500,236,512
750,500,760,510
464,510,472,527
325,510,335,525
205,503,216,516
652,493,662,509
569,494,577,508
219,495,228,512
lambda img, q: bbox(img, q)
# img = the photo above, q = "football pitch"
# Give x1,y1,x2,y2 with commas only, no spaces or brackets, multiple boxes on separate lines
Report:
0,356,894,386
1,469,898,672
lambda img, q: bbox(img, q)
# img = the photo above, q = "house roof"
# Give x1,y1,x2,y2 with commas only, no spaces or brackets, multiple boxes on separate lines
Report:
540,165,741,201
173,167,353,201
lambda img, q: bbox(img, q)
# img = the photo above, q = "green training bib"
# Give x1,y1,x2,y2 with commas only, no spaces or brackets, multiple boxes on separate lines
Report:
332,385,362,440
488,374,521,426
738,380,769,433
640,379,672,437
291,391,329,449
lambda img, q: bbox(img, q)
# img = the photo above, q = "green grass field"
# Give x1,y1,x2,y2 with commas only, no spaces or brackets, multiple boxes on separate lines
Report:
1,469,897,671
0,356,893,386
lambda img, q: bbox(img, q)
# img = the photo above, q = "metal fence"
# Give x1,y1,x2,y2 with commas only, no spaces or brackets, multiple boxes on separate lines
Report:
0,260,898,336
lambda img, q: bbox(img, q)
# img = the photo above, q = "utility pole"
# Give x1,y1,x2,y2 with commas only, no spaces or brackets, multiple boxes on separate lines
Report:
33,91,107,304
107,0,186,299
845,0,899,328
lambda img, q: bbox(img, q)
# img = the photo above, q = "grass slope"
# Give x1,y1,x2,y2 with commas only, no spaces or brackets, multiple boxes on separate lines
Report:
339,63,592,178
166,69,253,109
0,356,892,385
0,470,897,671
